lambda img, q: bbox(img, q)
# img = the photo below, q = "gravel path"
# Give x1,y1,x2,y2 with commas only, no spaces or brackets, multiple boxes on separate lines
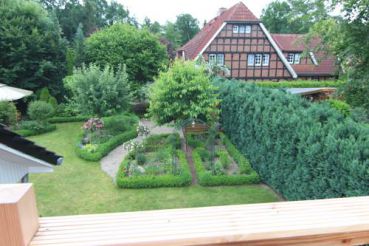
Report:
100,119,178,180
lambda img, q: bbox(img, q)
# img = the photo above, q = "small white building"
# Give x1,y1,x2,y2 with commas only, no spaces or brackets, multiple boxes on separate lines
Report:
0,124,63,184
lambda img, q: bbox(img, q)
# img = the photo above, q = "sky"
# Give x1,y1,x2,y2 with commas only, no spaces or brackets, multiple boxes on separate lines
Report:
117,0,275,25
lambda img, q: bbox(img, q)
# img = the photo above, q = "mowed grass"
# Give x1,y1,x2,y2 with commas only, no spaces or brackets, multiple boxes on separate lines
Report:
29,122,280,217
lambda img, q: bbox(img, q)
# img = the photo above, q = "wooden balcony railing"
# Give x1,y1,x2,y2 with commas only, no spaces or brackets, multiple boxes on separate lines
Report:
1,184,369,246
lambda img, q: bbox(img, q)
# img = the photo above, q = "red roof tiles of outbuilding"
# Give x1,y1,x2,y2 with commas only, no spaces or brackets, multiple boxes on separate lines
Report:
179,2,259,60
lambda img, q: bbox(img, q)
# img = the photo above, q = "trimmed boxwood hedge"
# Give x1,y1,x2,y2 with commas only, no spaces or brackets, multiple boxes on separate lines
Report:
116,150,192,188
254,80,345,88
193,134,260,186
218,80,369,200
15,123,56,137
49,115,91,123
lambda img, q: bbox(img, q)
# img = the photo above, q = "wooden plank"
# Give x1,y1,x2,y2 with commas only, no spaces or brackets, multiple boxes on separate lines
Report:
0,184,39,246
30,196,369,246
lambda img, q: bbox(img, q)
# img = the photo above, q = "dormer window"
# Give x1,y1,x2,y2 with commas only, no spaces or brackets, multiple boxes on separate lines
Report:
287,53,301,64
233,25,251,34
233,25,239,33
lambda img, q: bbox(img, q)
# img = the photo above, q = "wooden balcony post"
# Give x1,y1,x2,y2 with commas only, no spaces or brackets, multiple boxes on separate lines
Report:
0,184,39,246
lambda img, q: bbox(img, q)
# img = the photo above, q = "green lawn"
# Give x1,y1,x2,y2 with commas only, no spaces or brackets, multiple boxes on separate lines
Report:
29,122,280,217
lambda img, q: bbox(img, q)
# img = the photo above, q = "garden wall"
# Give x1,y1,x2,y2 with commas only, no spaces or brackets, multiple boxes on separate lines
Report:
218,80,369,200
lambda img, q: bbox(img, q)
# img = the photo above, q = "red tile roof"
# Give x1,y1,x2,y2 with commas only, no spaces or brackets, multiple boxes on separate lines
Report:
179,2,259,60
272,34,337,76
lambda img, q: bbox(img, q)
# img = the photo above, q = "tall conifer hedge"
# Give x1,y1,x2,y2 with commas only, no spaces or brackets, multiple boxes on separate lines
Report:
218,80,369,200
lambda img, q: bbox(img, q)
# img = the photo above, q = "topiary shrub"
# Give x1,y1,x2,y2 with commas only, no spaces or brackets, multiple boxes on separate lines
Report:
0,101,17,126
28,101,55,121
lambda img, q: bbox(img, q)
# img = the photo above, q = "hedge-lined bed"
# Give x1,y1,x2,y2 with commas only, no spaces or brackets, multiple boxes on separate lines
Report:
116,134,192,188
76,113,139,161
192,133,260,186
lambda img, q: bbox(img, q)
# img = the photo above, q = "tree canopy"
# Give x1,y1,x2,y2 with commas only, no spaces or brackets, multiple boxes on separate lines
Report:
149,60,219,125
84,23,168,84
0,0,67,96
174,14,200,45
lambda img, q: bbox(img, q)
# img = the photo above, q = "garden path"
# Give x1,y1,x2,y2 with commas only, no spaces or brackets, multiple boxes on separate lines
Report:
100,119,178,180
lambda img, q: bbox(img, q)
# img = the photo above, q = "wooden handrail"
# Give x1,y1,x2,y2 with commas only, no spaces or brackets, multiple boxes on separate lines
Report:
1,184,369,246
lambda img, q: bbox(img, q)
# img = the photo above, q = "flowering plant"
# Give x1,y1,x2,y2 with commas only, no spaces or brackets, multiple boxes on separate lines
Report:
83,118,104,131
137,124,150,136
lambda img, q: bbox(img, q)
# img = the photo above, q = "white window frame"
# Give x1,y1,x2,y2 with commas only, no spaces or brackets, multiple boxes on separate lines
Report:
216,54,224,66
255,54,262,66
262,54,270,66
245,25,251,34
248,54,255,66
209,54,217,65
294,53,301,64
233,25,239,33
239,25,246,33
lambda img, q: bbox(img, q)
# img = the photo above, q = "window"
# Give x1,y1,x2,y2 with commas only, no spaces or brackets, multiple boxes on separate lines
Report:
233,25,239,33
235,25,251,34
294,53,301,64
287,53,295,64
248,53,270,66
245,25,251,33
287,53,301,64
262,54,270,66
255,54,262,66
208,53,224,66
209,54,216,64
216,54,224,65
248,54,255,66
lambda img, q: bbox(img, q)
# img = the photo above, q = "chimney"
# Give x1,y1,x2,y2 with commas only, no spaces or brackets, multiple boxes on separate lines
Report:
218,7,227,16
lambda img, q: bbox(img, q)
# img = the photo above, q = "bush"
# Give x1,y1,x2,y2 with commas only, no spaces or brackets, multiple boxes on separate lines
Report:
186,134,204,149
193,149,260,186
16,121,56,137
343,76,369,109
351,107,369,124
64,64,131,117
28,101,55,121
136,152,147,165
327,99,351,116
49,115,91,123
218,80,369,199
0,101,17,126
217,150,230,169
116,151,192,188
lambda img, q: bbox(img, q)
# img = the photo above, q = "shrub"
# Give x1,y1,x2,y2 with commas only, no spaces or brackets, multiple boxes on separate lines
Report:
213,160,225,175
0,101,17,126
217,150,230,169
218,80,369,199
343,75,369,109
327,99,351,116
28,101,55,121
197,147,210,161
186,134,204,149
64,64,131,117
149,60,219,124
351,107,369,124
16,120,56,137
136,153,146,165
116,151,192,188
49,115,90,123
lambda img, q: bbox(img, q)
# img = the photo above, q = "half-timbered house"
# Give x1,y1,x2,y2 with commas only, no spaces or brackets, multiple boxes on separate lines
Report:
177,2,337,80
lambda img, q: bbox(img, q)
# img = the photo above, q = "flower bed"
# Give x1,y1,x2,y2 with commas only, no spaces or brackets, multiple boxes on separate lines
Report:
116,133,192,188
190,133,260,186
76,113,139,161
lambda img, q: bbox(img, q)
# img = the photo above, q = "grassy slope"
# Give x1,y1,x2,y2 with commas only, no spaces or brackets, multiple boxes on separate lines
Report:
30,122,280,217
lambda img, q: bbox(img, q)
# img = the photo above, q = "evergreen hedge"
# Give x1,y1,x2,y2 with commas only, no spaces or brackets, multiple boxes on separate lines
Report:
218,80,369,200
254,80,345,88
116,151,192,188
49,115,90,123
